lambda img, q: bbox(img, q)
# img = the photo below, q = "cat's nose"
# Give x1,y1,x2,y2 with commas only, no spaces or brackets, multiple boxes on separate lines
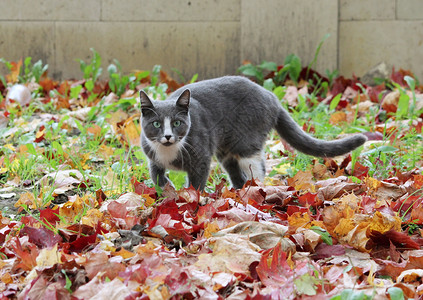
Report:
164,135,172,141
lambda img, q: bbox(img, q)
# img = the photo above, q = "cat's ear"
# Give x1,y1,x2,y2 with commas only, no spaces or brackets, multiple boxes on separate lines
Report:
139,90,154,113
176,89,190,110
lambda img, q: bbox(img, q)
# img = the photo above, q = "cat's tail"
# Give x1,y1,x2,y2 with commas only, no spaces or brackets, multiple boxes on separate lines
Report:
275,108,367,157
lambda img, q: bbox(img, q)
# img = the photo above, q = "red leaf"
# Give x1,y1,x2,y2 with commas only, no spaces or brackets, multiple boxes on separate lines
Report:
256,243,293,287
96,189,107,205
286,205,309,216
68,233,97,253
369,229,420,250
313,244,345,260
84,252,126,280
40,208,60,226
390,67,415,87
20,226,62,248
19,276,71,300
351,161,369,179
108,200,127,219
10,238,38,271
298,192,320,207
131,177,157,199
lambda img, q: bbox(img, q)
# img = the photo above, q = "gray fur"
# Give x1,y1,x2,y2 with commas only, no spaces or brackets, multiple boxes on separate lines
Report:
140,76,367,190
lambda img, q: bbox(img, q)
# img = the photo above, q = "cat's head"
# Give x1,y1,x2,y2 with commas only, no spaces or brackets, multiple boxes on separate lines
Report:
140,89,191,147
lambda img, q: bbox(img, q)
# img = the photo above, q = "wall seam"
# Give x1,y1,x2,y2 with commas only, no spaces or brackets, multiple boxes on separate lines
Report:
336,0,340,72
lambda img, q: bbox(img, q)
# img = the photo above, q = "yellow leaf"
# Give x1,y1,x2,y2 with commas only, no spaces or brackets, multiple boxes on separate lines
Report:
59,195,94,224
14,192,41,209
112,248,136,259
87,124,102,138
81,209,103,227
204,221,220,238
288,212,312,229
344,222,370,252
35,129,45,139
368,211,401,234
4,144,16,151
273,163,291,175
287,170,315,191
329,111,347,125
36,244,61,268
365,177,382,192
121,116,141,147
1,272,13,284
135,240,158,255
142,194,156,207
334,217,357,237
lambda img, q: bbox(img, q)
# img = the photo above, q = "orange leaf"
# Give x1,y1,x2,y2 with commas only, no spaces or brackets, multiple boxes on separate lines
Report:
329,111,347,125
6,59,22,83
112,248,135,259
287,170,315,191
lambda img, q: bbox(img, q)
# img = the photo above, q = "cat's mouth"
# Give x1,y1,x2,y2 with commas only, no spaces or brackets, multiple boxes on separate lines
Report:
162,141,174,147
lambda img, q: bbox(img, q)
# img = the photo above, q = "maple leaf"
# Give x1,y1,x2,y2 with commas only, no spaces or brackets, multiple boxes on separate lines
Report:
18,276,71,300
84,252,126,281
73,276,133,300
256,243,315,298
39,208,60,226
214,221,295,251
10,237,39,272
195,235,261,275
20,226,62,249
5,59,22,83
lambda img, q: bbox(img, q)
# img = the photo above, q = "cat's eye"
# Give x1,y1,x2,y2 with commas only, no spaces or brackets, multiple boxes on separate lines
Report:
173,120,181,127
152,121,161,128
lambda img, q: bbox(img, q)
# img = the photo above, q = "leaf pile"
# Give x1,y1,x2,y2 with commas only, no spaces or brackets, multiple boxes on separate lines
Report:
0,56,423,299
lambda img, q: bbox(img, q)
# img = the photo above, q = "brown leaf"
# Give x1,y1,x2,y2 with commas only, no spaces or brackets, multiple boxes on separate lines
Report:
214,221,294,251
84,252,126,280
287,170,315,191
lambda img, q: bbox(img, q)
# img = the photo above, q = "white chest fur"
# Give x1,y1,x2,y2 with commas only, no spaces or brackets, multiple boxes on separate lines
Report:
148,140,182,169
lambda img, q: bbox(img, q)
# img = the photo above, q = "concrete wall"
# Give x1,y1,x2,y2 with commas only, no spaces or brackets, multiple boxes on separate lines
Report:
0,0,422,81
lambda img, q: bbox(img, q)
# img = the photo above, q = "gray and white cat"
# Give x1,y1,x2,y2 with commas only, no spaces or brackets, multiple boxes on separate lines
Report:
140,76,366,190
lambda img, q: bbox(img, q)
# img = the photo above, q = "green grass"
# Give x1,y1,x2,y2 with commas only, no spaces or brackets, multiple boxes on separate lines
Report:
1,50,422,216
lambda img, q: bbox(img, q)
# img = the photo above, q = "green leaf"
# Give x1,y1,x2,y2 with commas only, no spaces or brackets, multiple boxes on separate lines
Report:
190,73,198,83
25,143,37,156
259,61,277,72
361,145,398,156
284,54,302,83
137,70,150,81
307,33,330,75
238,64,259,77
310,226,333,245
263,78,275,91
168,171,186,190
329,93,342,111
52,141,64,156
62,270,73,293
294,274,316,296
404,75,416,90
108,63,117,75
70,85,82,99
330,289,370,300
396,91,409,119
273,86,286,100
387,287,405,300
85,79,94,92
24,56,32,77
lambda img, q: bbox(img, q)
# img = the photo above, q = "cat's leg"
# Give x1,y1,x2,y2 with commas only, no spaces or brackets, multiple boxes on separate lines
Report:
187,159,211,191
238,151,266,183
149,161,169,187
220,156,248,189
